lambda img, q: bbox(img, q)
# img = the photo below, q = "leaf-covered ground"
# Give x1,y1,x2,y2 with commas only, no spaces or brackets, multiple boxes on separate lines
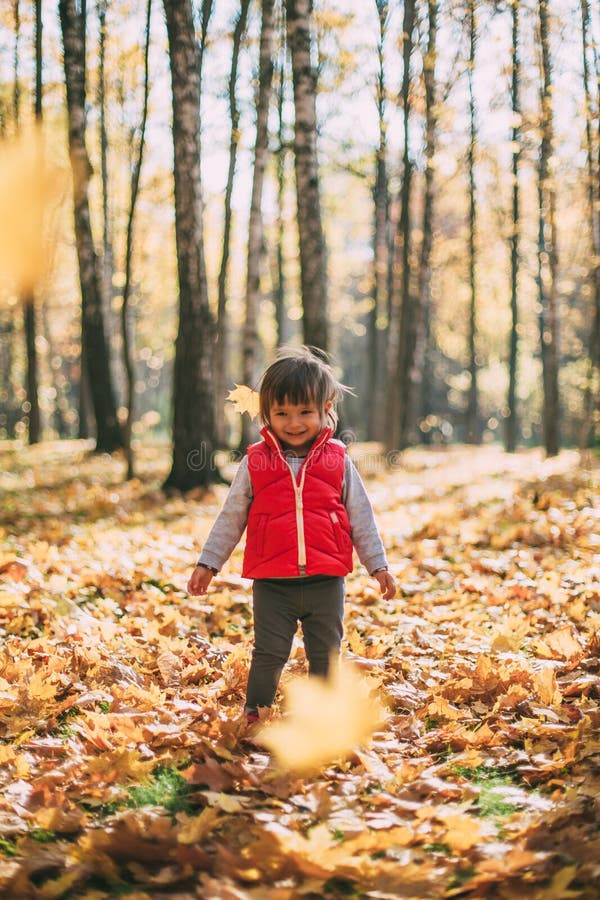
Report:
0,440,599,899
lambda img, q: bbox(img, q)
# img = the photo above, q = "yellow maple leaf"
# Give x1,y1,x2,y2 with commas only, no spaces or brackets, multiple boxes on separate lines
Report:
258,663,385,773
440,812,483,852
177,807,221,844
227,384,260,420
531,666,562,706
544,625,582,660
426,695,462,721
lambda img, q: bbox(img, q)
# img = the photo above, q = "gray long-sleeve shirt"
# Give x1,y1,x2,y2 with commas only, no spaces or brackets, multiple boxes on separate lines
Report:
197,451,388,576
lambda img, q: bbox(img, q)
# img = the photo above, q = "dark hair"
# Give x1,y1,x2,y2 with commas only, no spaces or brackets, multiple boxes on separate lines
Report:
258,346,349,429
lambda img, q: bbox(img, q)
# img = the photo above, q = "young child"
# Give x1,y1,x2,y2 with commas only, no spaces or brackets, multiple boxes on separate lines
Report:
187,346,396,723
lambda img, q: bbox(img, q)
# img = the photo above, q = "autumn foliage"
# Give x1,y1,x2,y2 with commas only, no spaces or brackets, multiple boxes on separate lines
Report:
0,442,599,898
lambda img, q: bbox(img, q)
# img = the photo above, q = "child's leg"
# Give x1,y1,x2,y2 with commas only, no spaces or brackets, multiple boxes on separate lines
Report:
246,578,299,711
299,576,344,679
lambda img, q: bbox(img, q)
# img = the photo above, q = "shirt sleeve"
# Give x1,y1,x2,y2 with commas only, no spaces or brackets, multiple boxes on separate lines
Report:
342,455,388,574
196,456,253,572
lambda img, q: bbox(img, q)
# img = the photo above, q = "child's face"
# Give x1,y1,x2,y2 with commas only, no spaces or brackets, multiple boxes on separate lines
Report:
268,397,332,454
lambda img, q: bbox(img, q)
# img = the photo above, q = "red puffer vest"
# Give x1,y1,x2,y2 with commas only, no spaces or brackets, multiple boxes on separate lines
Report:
242,426,354,579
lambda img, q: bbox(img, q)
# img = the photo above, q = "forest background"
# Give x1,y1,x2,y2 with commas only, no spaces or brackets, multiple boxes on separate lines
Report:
0,0,599,480
1,3,600,897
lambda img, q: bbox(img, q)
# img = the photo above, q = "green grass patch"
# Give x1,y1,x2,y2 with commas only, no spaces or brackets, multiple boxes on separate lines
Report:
0,837,19,857
124,766,193,815
83,762,196,820
477,779,519,818
447,866,477,890
423,841,452,854
424,717,440,731
29,828,58,843
451,763,520,783
84,875,141,896
451,764,526,819
323,876,360,897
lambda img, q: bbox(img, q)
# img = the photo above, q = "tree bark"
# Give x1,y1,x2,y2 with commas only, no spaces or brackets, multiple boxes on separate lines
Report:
580,0,600,449
59,0,123,452
389,0,416,450
367,0,390,442
97,0,114,340
215,0,251,447
466,0,479,444
240,0,276,451
162,0,220,491
273,6,291,349
537,0,560,456
286,0,328,351
505,0,521,452
415,0,438,445
15,0,41,445
121,0,152,481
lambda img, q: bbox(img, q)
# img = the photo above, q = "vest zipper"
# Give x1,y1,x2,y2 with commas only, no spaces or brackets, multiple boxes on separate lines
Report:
265,428,329,576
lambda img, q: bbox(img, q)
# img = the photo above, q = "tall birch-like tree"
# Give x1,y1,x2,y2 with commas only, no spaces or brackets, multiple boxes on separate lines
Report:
121,0,152,481
97,0,112,329
537,0,560,456
273,4,292,349
215,0,251,447
162,0,220,490
580,0,600,448
367,0,390,441
389,0,416,450
240,0,276,450
286,0,328,351
59,0,122,452
505,0,521,452
466,0,479,443
14,0,41,444
415,0,439,441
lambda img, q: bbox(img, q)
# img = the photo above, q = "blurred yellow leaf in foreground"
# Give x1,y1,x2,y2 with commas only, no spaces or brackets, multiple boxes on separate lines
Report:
0,129,67,295
258,663,385,773
227,384,260,420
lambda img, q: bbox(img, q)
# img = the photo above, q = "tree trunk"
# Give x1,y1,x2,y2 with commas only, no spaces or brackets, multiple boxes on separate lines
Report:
286,0,328,351
367,0,390,442
215,0,251,447
273,7,291,349
580,0,600,449
415,0,438,445
466,0,479,444
389,0,416,450
505,0,521,452
14,0,42,445
121,0,152,481
240,0,276,450
97,0,114,341
13,0,20,125
537,0,560,457
59,0,123,452
40,301,68,437
162,0,220,491
0,318,16,437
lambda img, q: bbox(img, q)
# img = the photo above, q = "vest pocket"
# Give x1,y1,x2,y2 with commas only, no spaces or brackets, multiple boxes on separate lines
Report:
254,514,269,557
329,511,347,553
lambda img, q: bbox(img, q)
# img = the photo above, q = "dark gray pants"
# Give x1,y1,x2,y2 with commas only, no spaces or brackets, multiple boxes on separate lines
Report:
245,575,345,711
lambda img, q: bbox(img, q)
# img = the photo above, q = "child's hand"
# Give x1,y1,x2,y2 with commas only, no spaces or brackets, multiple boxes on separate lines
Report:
187,564,215,596
373,568,396,600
